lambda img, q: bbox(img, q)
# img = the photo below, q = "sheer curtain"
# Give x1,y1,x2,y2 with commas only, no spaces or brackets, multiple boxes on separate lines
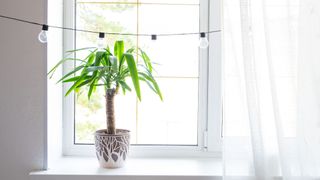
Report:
223,0,320,179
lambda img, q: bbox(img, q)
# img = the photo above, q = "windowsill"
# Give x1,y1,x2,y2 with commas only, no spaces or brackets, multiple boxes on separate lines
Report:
30,156,223,180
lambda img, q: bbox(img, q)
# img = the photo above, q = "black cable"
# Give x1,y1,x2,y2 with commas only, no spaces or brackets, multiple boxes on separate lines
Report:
0,14,221,36
0,14,43,26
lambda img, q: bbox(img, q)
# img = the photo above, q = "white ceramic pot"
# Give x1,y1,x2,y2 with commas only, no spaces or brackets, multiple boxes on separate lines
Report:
94,129,130,168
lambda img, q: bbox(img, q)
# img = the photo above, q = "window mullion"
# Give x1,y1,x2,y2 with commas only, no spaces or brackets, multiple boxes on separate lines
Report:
198,0,210,150
63,0,76,155
207,0,222,152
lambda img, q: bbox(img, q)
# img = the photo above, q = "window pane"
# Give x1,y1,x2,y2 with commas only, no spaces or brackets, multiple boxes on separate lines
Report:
76,3,137,49
75,88,138,144
137,78,198,145
77,0,137,4
75,79,199,145
139,36,199,77
77,0,199,5
74,1,200,145
138,4,199,77
138,4,199,34
139,0,199,4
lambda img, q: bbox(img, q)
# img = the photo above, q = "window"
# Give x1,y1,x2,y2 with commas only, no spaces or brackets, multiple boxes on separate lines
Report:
63,0,222,156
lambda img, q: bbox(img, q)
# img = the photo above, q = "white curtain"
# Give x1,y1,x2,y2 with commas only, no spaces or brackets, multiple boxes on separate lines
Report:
223,0,320,179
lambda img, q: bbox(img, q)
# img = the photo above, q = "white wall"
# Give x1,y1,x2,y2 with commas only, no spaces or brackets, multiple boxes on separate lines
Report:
47,0,63,168
0,0,47,179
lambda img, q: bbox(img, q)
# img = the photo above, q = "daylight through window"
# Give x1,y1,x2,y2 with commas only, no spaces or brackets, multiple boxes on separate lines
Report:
74,0,201,145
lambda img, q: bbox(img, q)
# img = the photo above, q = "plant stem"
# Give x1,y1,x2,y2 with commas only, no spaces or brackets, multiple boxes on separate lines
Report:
106,89,116,134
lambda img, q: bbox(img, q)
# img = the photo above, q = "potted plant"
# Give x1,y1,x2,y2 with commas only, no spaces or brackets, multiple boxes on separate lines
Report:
49,40,162,168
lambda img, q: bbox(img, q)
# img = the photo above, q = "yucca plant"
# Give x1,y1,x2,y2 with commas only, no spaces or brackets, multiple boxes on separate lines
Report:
49,40,162,135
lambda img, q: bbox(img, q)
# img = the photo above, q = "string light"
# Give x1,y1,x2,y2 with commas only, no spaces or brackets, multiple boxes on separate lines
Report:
199,32,209,49
38,25,48,43
151,34,157,41
0,14,221,47
97,32,105,49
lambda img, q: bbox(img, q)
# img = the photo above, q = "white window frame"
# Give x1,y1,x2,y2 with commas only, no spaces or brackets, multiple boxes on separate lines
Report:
62,0,222,157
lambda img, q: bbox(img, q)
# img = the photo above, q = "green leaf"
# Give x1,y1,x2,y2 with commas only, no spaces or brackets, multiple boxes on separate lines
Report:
101,53,108,66
139,72,163,101
120,68,130,77
139,77,156,93
103,53,111,67
56,65,85,83
114,40,124,62
126,47,135,53
86,66,105,72
119,48,134,72
88,79,96,99
139,48,153,73
119,54,125,72
62,76,82,83
66,47,96,53
50,45,163,101
93,84,107,86
119,80,132,92
105,46,112,55
48,58,85,78
86,52,96,65
65,74,88,96
94,51,104,66
124,53,141,100
95,69,107,84
76,79,92,88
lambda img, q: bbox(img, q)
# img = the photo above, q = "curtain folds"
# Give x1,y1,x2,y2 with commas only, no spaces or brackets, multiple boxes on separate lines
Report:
223,0,320,179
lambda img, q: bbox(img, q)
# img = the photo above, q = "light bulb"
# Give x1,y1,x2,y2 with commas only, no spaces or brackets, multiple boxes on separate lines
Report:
38,25,48,43
149,34,157,50
199,32,209,49
38,31,47,43
97,32,105,50
97,38,104,49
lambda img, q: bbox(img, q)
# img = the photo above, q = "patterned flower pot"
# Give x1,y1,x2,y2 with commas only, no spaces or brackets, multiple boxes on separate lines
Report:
94,129,130,168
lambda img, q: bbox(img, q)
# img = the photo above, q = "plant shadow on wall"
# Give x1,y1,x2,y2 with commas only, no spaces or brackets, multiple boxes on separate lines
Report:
48,41,163,168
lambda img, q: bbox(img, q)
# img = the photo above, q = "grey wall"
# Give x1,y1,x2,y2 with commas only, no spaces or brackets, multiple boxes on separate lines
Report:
0,0,47,180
